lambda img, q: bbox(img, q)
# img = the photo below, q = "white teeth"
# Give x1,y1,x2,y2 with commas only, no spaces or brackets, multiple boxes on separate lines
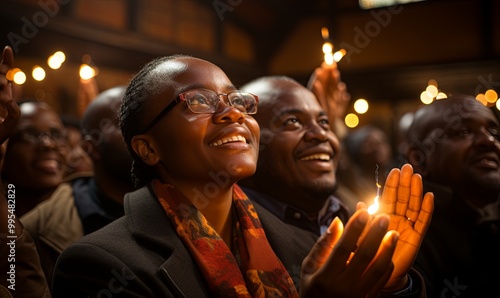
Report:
210,135,247,146
301,153,331,161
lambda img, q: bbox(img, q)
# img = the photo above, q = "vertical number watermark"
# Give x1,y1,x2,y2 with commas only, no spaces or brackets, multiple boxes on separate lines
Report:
6,184,16,291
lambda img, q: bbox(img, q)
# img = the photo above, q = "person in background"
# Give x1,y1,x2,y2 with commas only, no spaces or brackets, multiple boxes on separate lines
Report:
0,46,51,297
21,85,134,288
407,94,500,297
1,98,67,218
60,115,93,180
53,54,433,297
339,125,394,211
239,76,351,235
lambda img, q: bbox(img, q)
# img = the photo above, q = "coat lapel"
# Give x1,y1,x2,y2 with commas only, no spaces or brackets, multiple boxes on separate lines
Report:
124,185,210,297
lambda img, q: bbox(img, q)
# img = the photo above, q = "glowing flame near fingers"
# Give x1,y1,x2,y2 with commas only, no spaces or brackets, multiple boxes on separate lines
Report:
368,166,382,215
368,195,379,214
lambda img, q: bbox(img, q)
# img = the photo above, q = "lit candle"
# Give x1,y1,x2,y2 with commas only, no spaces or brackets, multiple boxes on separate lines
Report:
368,165,381,214
320,27,346,64
321,27,334,65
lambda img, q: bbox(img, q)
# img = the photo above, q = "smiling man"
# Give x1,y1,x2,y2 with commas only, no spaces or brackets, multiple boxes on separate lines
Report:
239,76,350,235
1,100,66,217
407,94,500,296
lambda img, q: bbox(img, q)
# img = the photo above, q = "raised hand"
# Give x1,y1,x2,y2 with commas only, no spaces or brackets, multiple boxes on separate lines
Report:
299,209,399,297
0,46,20,145
307,62,351,127
377,163,434,290
0,46,20,177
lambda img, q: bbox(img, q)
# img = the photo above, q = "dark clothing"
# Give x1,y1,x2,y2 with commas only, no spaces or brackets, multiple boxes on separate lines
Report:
20,176,124,289
73,177,124,235
241,186,351,235
414,181,500,297
53,185,317,297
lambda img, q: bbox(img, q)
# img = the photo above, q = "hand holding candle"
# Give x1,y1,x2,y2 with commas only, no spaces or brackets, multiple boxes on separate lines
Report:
321,27,346,65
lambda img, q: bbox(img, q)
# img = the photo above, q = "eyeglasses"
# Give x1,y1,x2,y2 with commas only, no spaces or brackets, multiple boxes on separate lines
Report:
140,88,259,133
11,129,67,145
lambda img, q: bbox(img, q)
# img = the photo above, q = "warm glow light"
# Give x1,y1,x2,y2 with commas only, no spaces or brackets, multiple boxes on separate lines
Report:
48,51,66,69
324,52,334,65
322,42,333,54
333,49,346,62
496,99,500,111
436,92,447,99
426,85,438,98
485,89,498,103
367,196,379,214
32,66,46,81
476,94,488,106
48,56,61,69
54,51,65,63
79,64,96,80
368,183,382,214
321,27,329,40
6,68,19,81
427,79,438,87
345,113,359,128
354,98,369,114
13,70,26,85
420,91,433,104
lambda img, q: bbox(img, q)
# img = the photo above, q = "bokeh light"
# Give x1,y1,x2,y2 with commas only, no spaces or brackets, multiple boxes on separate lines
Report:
485,89,498,103
13,70,26,85
476,94,487,106
354,98,369,114
420,91,433,104
79,64,96,80
32,66,46,81
345,113,359,128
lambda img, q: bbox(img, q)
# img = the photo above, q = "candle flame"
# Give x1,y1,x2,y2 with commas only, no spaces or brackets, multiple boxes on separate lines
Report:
367,196,379,214
333,49,346,62
321,27,329,40
368,183,381,214
324,52,334,65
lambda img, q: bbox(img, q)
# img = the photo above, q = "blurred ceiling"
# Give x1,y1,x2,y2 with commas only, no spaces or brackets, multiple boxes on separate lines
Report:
1,0,499,111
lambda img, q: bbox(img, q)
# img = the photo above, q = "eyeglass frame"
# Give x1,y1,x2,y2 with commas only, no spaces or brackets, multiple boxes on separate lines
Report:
140,88,259,134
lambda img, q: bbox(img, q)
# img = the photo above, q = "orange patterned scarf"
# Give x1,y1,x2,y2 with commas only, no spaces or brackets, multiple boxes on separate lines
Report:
152,179,298,298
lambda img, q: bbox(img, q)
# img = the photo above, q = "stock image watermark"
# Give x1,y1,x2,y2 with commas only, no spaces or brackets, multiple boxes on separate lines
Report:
7,0,71,53
5,184,16,291
340,5,403,63
90,266,135,298
474,73,500,95
212,0,243,21
440,277,467,298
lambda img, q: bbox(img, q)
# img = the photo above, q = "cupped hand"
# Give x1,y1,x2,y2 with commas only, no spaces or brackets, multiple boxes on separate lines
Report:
299,209,399,298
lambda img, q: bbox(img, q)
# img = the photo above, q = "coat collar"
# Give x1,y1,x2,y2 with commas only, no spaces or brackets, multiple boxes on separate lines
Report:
124,185,211,297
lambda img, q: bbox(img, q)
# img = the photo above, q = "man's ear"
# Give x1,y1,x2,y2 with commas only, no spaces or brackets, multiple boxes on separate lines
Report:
407,146,428,177
81,135,99,160
131,135,160,166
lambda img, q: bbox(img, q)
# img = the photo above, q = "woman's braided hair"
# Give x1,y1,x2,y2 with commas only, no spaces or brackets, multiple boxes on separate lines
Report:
119,54,191,188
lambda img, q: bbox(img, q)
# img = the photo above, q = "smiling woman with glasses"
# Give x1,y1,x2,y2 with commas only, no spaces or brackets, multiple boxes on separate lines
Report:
53,54,432,298
141,88,258,133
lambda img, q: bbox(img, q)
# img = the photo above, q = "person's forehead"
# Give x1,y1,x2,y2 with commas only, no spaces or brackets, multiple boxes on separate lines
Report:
18,103,61,125
273,87,322,114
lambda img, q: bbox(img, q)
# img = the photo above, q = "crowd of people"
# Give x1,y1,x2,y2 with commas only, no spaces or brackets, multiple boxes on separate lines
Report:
0,41,499,298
